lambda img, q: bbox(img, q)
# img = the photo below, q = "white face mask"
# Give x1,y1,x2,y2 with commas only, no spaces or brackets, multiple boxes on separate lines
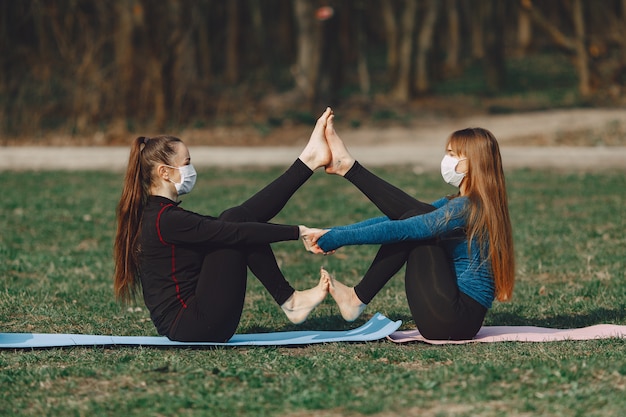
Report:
167,164,197,195
440,155,467,187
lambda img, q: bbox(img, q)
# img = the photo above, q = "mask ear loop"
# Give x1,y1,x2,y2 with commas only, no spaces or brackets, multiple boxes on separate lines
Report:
163,164,181,186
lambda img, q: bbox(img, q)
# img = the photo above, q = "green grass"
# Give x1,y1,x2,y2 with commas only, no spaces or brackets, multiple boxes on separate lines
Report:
1,166,625,417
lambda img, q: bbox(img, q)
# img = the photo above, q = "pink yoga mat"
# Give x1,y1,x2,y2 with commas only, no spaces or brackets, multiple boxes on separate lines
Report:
388,324,626,345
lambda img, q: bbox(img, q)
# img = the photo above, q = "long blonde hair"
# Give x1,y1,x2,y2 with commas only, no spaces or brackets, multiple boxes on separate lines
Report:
448,128,515,301
113,135,182,304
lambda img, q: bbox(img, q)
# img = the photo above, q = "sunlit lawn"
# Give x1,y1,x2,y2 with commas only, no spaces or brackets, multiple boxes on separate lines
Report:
1,166,625,417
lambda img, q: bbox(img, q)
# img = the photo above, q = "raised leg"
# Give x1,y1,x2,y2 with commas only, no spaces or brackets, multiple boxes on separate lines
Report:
238,108,332,222
324,113,434,219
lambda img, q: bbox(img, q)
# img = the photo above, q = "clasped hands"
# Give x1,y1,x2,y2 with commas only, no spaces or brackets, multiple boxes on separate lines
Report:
299,226,333,255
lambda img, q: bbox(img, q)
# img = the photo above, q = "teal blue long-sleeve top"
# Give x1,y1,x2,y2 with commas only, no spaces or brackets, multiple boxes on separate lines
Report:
317,196,495,308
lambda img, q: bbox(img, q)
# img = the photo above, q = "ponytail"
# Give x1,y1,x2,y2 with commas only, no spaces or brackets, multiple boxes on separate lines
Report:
113,135,182,303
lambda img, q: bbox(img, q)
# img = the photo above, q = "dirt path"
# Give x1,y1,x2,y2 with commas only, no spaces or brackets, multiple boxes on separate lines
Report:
1,108,625,171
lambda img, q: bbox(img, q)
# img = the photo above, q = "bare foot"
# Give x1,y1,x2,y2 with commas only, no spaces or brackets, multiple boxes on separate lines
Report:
299,107,333,171
281,270,329,324
324,114,355,176
324,268,366,322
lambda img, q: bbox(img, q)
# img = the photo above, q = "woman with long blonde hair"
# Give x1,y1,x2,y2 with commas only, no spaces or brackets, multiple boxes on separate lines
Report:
113,109,334,342
306,113,515,340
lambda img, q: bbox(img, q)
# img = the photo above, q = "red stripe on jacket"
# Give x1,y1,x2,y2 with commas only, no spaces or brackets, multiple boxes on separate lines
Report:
156,204,187,309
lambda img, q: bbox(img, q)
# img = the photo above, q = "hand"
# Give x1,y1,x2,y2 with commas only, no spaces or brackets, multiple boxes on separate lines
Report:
299,226,331,254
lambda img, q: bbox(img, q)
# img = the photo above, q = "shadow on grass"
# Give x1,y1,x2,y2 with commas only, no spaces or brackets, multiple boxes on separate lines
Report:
489,306,626,328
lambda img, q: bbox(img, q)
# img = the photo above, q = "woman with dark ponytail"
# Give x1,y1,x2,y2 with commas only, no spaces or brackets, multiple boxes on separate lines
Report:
114,109,333,342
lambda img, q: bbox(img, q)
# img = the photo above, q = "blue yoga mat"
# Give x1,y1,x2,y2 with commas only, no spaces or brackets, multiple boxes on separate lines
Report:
0,313,401,349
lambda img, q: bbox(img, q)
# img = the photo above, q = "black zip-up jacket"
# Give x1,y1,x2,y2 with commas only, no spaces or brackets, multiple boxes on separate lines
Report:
138,195,300,335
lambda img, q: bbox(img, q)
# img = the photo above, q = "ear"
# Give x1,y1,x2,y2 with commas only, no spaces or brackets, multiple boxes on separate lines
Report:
456,158,469,174
156,164,170,181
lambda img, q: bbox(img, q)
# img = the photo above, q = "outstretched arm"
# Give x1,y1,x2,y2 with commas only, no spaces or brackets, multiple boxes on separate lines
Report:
317,198,468,252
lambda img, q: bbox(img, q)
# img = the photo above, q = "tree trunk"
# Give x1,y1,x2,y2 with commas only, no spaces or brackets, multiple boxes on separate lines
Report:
355,0,370,95
572,0,591,96
391,0,418,101
292,0,319,104
171,5,197,124
248,0,264,66
483,0,506,93
622,0,626,86
523,0,590,96
381,1,399,83
113,0,136,125
523,1,575,50
469,0,485,60
225,0,240,84
148,57,167,130
415,0,441,94
517,0,533,56
196,2,212,88
316,5,342,107
444,0,461,75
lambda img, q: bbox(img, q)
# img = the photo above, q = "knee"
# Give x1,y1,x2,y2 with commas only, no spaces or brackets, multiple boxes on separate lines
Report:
397,202,436,220
219,206,254,222
408,244,443,262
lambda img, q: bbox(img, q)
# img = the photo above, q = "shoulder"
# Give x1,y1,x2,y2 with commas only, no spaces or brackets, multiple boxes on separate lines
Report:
445,196,470,214
448,196,469,206
431,197,449,208
146,197,197,221
432,196,468,209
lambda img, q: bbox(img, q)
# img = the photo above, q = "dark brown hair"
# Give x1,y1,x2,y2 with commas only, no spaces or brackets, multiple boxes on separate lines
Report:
113,135,182,303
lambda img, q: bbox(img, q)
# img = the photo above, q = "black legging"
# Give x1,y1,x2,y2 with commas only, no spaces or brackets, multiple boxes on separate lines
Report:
344,162,487,340
169,159,312,342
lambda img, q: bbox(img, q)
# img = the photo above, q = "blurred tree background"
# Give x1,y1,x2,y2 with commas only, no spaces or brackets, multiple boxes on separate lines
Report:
1,0,626,144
